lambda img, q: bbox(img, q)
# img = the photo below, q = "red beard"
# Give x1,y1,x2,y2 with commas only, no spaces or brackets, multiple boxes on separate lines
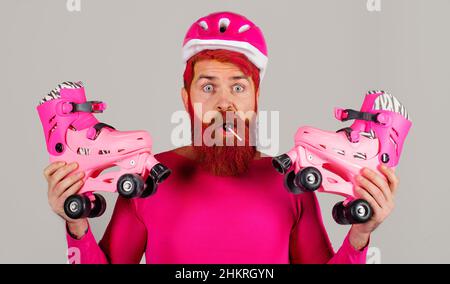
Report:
191,112,257,177
194,143,256,177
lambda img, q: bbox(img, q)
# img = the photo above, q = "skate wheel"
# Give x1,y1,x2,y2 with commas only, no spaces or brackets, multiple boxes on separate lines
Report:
332,201,349,225
272,154,292,174
64,195,91,220
150,163,171,184
332,199,372,225
117,174,145,199
294,167,322,192
348,199,372,224
141,177,158,198
284,170,303,194
88,193,107,218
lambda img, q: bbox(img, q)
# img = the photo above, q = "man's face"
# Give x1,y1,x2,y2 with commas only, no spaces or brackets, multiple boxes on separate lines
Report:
181,59,259,176
182,60,258,141
187,59,257,117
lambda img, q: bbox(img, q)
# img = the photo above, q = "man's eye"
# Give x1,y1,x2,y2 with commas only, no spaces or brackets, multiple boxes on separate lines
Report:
233,85,244,93
203,84,214,93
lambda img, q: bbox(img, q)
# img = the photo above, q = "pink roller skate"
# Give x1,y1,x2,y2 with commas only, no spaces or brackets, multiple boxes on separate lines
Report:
37,82,171,219
272,91,412,225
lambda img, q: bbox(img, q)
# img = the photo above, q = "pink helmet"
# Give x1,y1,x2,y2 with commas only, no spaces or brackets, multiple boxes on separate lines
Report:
182,11,268,80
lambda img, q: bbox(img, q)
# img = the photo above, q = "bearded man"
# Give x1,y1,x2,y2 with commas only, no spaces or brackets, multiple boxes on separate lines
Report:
43,12,399,264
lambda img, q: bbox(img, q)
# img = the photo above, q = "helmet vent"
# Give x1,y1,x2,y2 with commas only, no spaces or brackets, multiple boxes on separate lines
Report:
219,18,230,33
198,21,208,31
238,24,250,33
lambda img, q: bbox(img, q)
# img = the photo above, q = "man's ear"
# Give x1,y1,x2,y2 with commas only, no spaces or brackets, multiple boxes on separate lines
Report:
181,87,189,112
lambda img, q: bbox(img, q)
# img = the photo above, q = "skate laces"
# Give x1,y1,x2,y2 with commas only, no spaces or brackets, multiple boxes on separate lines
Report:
39,81,84,105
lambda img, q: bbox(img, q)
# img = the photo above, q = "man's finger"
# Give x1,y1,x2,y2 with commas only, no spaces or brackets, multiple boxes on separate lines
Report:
43,161,66,179
54,171,85,198
361,168,393,202
379,165,399,195
356,175,386,209
60,180,85,201
49,163,78,188
354,186,382,216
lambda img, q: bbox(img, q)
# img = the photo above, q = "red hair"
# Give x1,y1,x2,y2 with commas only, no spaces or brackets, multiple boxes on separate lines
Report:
183,49,261,115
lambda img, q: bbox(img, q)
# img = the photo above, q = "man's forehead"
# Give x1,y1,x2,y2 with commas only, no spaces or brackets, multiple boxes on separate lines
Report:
193,60,248,80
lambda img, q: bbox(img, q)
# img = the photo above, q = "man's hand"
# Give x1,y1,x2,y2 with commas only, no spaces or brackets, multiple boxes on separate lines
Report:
348,165,400,250
43,161,88,238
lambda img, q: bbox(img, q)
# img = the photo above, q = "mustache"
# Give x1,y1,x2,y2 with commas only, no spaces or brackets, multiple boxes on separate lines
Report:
202,111,250,129
189,110,257,147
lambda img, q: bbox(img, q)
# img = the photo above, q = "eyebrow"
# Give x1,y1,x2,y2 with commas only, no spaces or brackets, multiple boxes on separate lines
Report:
230,76,249,82
196,75,217,82
196,75,249,83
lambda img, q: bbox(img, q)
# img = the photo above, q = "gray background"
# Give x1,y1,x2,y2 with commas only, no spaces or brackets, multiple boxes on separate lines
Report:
0,0,448,263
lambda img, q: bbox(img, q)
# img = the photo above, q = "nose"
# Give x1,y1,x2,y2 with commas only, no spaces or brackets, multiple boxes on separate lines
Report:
215,90,235,112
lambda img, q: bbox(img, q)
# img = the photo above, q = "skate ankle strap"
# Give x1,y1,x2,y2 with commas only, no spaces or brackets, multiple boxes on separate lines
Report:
87,123,116,140
334,108,378,123
336,127,360,143
62,101,107,114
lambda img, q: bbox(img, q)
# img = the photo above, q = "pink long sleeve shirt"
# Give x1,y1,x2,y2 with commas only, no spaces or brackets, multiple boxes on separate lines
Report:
66,150,369,264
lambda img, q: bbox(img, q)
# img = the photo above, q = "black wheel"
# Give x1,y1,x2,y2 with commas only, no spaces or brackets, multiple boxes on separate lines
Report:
272,154,292,174
88,193,107,218
332,201,349,225
64,194,91,219
140,176,158,198
117,174,145,199
348,199,372,224
284,170,303,194
150,163,171,184
332,199,372,225
294,167,322,192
